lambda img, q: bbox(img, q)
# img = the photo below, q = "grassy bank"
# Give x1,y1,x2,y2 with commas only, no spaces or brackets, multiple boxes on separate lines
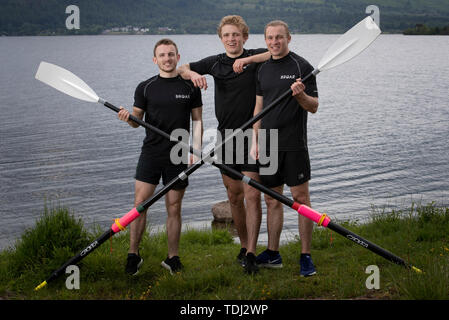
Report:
1,202,448,300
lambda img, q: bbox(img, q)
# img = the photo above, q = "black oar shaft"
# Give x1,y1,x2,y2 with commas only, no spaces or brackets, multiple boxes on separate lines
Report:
326,222,409,267
35,229,112,290
104,99,416,273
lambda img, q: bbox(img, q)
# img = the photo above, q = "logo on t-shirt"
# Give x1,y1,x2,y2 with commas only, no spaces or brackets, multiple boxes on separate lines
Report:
280,75,296,80
175,94,190,99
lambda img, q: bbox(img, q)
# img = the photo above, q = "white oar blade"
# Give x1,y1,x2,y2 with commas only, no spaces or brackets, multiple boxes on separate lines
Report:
317,16,381,72
35,61,99,103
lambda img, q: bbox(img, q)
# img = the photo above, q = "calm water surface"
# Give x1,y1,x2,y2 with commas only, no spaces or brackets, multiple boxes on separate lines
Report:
0,34,448,251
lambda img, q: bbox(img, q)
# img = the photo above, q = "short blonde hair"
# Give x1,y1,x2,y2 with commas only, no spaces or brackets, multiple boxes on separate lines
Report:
264,20,291,38
217,15,249,39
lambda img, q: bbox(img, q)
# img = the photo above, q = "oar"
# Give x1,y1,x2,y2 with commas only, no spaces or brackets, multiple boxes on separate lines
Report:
34,16,416,290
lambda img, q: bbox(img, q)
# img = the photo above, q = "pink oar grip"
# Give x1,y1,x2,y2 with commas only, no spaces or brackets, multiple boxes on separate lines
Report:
111,207,141,233
292,203,330,227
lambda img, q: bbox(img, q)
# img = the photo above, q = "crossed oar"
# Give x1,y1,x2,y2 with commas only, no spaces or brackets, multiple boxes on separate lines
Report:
34,16,421,291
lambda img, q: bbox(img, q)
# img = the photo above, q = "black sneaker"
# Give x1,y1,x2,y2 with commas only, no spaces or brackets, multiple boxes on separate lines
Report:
161,256,184,275
244,252,259,274
125,253,143,276
237,248,247,267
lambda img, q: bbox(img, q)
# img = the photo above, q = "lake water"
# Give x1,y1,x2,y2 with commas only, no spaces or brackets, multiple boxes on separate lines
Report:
0,34,448,251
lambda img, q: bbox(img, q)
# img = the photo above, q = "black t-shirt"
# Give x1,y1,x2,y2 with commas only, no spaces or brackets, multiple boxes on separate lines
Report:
190,48,267,134
256,51,318,151
134,75,202,158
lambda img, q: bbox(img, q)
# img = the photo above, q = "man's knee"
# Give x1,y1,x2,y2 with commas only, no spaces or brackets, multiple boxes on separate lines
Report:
244,186,261,205
134,181,156,207
165,190,184,214
293,194,309,205
224,180,244,207
264,194,282,211
166,198,182,210
292,190,310,206
291,183,310,205
134,197,148,210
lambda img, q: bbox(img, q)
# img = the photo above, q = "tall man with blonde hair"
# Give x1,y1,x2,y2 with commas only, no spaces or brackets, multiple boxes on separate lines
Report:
179,15,270,274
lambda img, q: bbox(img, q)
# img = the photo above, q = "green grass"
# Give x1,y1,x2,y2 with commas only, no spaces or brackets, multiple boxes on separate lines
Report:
1,202,448,300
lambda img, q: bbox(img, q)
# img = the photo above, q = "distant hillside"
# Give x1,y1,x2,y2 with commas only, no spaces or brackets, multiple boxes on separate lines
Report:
1,0,449,35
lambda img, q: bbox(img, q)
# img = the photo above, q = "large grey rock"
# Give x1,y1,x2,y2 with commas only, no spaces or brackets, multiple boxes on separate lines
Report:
211,200,233,223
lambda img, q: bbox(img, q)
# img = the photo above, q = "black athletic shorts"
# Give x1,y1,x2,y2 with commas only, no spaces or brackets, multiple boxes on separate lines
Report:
214,136,259,180
259,150,311,188
135,153,188,190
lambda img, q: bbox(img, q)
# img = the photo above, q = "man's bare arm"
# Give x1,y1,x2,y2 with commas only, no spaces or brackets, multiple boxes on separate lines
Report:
291,79,319,114
233,51,271,73
250,95,264,160
118,106,145,128
178,64,208,90
191,106,203,162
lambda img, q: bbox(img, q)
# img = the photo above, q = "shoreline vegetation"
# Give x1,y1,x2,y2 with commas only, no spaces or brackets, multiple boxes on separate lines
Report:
3,25,449,37
403,24,449,35
1,202,448,300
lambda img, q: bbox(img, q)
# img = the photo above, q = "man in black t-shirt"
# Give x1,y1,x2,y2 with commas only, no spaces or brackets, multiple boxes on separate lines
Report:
118,39,203,276
251,21,319,277
178,15,270,274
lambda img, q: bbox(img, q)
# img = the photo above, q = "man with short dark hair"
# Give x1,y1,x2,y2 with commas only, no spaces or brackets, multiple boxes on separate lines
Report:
118,38,203,275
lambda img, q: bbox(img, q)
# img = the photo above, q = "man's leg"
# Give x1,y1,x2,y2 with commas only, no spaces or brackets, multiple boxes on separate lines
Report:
254,184,284,269
264,185,284,251
290,182,312,254
290,181,316,276
129,180,157,254
241,171,262,255
164,188,186,258
221,174,248,249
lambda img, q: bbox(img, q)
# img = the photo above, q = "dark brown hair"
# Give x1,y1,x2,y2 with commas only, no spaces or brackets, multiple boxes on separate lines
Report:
153,38,178,56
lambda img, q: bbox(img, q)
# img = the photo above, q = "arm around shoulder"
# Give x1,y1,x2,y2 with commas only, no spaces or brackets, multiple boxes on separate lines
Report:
233,51,271,73
178,63,193,80
178,63,208,90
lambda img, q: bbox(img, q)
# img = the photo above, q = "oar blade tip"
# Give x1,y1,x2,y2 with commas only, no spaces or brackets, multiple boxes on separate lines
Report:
317,15,381,72
411,266,423,274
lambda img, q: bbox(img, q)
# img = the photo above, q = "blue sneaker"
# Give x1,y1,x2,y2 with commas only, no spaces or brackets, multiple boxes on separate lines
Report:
256,249,283,269
300,254,316,277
